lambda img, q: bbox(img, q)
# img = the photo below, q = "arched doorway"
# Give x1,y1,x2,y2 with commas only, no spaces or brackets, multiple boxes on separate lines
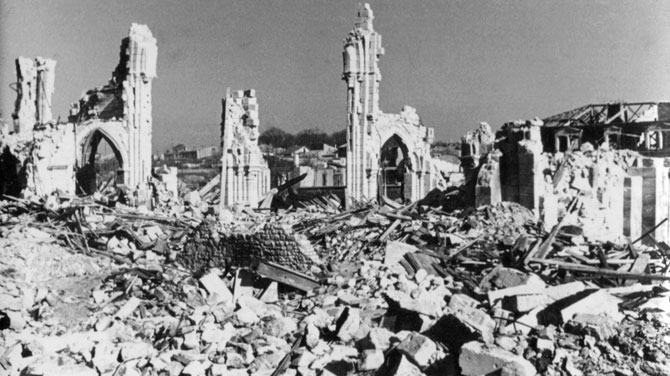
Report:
76,130,124,195
379,134,412,202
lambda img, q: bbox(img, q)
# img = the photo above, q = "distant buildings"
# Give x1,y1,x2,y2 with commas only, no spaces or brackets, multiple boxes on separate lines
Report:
162,144,221,161
290,143,347,188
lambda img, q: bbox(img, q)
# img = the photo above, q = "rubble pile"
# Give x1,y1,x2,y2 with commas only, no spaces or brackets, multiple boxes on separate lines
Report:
1,192,670,376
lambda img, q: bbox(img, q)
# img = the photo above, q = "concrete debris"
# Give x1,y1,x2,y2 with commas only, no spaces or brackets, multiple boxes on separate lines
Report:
1,187,669,376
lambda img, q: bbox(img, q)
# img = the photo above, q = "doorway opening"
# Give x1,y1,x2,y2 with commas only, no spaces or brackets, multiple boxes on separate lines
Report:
77,130,124,195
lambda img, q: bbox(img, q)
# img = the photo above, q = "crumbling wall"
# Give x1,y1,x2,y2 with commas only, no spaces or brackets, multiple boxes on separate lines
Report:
468,117,662,243
461,122,495,205
0,24,156,199
219,89,271,209
179,222,320,274
70,23,156,194
12,57,56,134
343,4,443,204
475,150,502,208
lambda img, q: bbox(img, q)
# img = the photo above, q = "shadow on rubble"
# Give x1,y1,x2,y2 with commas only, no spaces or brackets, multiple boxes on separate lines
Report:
0,146,28,199
417,187,466,213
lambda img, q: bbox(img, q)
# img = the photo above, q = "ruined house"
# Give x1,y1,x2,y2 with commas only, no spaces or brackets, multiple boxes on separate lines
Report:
342,4,445,205
219,89,271,208
1,24,157,199
540,102,670,156
465,111,670,244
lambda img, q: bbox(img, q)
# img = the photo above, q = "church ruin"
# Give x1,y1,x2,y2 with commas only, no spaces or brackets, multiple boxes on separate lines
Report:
2,23,156,198
343,4,444,205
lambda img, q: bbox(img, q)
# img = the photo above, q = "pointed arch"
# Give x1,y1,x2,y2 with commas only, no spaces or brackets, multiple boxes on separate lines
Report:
76,127,126,195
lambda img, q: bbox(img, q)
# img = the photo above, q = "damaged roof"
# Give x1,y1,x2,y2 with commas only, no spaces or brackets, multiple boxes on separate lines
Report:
543,102,670,127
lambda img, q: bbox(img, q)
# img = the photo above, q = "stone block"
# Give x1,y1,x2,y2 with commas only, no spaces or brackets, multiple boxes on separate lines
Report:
424,309,493,353
335,307,360,343
233,268,256,304
115,297,141,319
535,338,554,354
235,305,260,325
459,341,536,376
237,295,269,318
488,274,546,304
503,294,547,313
358,349,384,371
305,323,320,349
504,306,542,335
544,281,586,302
567,313,617,341
449,294,480,310
384,290,442,318
447,305,496,344
386,354,423,376
199,272,233,304
484,267,532,290
181,360,207,376
396,332,438,368
641,361,670,376
559,290,621,323
384,241,417,266
259,281,278,303
359,327,394,351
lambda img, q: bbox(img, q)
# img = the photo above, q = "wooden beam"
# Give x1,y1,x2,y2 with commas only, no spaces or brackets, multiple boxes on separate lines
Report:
256,261,320,292
529,258,670,281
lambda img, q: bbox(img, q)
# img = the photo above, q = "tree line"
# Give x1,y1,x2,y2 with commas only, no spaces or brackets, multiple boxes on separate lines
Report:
259,127,347,150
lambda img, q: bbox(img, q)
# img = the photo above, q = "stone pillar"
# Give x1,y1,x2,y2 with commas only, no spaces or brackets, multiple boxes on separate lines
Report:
343,3,384,206
628,159,670,244
12,57,57,134
475,150,502,208
124,24,157,191
623,176,643,240
35,57,56,125
517,149,543,215
541,194,558,231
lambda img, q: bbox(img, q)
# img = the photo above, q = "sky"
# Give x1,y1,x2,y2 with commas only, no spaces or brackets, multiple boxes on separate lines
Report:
1,0,670,153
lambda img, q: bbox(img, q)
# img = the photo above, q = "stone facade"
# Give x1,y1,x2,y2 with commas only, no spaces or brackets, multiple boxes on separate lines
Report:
343,4,444,205
219,89,271,209
0,24,156,198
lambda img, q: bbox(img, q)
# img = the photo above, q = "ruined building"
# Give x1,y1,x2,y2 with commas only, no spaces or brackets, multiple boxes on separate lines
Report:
2,24,156,198
465,113,670,245
343,4,444,204
541,102,670,156
219,89,271,208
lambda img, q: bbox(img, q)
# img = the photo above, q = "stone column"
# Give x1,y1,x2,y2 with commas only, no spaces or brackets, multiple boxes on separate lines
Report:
623,176,642,240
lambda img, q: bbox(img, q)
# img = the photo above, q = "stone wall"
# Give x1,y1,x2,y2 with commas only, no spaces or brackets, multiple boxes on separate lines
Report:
179,222,320,274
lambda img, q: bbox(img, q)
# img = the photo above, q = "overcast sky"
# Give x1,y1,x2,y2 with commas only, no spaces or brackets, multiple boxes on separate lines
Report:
1,0,670,152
